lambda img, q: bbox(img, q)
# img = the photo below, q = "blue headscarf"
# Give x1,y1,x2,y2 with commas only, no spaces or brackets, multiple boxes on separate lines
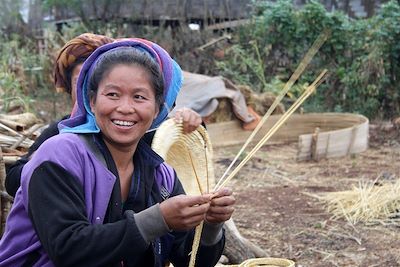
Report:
58,38,183,133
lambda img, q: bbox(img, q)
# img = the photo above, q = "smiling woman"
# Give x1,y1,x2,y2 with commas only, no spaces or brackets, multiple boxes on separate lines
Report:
91,65,157,152
88,48,163,155
0,38,235,267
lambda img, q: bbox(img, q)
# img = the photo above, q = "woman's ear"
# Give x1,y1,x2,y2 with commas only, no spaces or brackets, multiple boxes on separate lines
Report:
153,108,159,120
89,93,96,114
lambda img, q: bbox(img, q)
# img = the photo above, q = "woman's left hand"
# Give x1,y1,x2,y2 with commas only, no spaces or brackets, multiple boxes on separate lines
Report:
205,188,235,224
174,107,202,134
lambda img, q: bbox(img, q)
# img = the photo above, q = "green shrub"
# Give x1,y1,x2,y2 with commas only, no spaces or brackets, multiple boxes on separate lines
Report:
216,0,400,119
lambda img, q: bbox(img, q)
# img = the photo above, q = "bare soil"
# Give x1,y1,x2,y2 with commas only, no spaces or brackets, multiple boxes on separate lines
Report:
30,95,400,266
213,124,400,266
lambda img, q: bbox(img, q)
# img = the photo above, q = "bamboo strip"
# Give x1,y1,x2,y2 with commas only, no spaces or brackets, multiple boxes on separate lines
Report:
187,136,208,267
216,31,330,189
215,70,327,191
188,221,204,267
187,149,204,196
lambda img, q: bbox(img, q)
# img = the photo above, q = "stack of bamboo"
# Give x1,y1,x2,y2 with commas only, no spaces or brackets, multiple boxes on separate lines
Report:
0,112,43,235
0,113,44,163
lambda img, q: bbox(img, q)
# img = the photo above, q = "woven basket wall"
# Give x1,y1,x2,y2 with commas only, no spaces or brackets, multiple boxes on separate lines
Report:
152,119,216,195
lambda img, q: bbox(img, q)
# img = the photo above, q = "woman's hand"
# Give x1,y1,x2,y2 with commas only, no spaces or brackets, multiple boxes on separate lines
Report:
159,194,211,230
205,188,235,224
174,107,202,134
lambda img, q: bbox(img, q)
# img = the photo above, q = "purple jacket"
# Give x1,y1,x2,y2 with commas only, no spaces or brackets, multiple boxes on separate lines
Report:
0,133,174,266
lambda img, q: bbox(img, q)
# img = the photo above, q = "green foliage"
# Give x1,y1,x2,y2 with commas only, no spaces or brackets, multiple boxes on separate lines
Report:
217,0,400,119
0,37,55,115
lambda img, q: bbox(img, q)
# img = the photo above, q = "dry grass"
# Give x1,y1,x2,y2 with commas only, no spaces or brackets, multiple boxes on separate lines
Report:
316,176,400,226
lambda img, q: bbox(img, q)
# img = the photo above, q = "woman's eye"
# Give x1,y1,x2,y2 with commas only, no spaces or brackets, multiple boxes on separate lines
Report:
134,95,146,100
106,92,118,98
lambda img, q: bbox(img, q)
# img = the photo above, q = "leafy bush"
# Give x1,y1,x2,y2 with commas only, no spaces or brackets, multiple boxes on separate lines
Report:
0,36,60,118
216,0,400,119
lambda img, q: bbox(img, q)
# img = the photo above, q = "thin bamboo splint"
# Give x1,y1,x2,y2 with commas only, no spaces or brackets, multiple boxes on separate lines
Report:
215,70,328,191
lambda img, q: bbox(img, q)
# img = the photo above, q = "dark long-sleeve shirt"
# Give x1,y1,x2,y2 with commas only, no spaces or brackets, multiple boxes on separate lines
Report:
0,133,224,266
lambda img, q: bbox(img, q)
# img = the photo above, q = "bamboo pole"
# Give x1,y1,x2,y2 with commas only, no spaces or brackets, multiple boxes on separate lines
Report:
187,143,207,267
215,70,328,191
0,119,25,132
0,122,23,137
215,30,330,189
188,222,204,267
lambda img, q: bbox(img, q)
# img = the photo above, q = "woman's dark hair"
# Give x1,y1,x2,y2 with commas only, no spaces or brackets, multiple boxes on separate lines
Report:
65,57,87,94
88,47,164,111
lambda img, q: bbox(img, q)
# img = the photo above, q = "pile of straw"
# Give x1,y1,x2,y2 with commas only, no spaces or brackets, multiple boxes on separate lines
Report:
318,178,400,225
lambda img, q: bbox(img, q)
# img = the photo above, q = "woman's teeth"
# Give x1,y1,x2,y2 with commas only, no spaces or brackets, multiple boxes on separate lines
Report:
113,120,135,126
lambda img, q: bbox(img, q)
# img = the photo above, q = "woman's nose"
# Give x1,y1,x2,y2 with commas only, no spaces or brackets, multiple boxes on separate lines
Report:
116,98,135,113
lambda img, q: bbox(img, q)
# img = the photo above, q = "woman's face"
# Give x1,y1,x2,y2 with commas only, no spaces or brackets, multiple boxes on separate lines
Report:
90,64,159,151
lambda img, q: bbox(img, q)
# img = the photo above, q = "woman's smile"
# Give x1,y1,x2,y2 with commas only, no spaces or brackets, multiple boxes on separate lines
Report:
112,119,136,127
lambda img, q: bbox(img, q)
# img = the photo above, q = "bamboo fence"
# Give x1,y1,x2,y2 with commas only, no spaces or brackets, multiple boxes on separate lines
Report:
0,112,43,236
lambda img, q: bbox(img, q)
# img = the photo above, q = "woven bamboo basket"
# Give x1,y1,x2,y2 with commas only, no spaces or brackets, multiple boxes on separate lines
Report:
151,119,215,195
222,257,295,267
238,258,295,267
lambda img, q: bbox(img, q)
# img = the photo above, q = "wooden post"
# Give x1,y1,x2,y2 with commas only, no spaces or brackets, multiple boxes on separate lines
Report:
347,126,358,156
311,127,320,161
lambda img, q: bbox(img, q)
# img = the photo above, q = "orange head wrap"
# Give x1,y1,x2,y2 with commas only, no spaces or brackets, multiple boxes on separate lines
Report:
54,33,114,94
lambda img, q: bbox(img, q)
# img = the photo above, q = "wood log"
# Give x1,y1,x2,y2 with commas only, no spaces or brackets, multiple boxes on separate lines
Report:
223,219,268,264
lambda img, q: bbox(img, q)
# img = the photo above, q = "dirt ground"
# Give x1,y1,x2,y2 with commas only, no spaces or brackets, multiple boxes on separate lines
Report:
213,123,400,267
26,96,400,266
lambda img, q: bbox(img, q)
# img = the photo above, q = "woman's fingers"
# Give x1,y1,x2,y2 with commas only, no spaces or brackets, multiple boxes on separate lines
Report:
159,194,211,230
174,107,202,134
206,188,235,223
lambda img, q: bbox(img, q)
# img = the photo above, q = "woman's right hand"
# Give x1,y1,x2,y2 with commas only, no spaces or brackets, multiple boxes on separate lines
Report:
159,194,212,230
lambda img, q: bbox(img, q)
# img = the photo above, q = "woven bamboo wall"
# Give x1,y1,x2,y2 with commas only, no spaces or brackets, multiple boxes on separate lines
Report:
207,113,369,161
